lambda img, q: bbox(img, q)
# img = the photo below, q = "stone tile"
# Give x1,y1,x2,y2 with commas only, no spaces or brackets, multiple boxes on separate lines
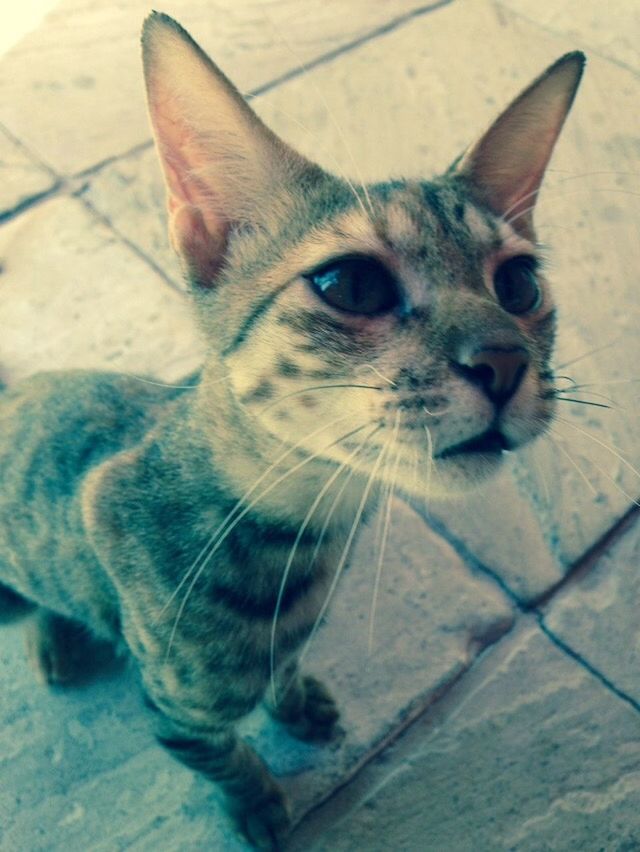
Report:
0,195,203,386
544,515,640,705
293,622,640,852
0,0,434,176
500,0,640,73
0,126,57,218
85,0,640,600
0,500,513,849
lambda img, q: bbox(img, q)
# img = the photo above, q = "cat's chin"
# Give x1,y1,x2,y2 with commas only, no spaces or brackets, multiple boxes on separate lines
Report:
429,450,509,497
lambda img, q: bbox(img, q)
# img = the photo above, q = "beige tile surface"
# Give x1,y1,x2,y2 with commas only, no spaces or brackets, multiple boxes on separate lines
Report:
501,0,640,72
0,196,203,385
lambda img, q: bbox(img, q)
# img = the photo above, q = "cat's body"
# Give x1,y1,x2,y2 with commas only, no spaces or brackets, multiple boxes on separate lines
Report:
0,12,585,851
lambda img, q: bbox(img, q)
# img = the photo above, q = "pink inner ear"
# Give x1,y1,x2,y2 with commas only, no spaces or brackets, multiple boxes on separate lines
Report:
147,81,230,284
170,204,228,288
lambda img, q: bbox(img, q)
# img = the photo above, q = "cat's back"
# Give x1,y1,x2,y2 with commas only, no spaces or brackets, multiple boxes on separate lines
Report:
0,370,191,615
0,369,185,496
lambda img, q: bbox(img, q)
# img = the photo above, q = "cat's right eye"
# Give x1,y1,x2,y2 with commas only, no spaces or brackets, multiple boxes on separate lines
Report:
305,256,400,316
493,255,542,315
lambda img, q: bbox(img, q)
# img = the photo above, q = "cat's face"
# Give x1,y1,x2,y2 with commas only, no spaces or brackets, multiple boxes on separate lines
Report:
142,14,583,499
211,174,556,497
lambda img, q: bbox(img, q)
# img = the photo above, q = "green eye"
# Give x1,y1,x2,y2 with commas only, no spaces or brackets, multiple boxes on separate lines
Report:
306,256,400,316
494,256,542,315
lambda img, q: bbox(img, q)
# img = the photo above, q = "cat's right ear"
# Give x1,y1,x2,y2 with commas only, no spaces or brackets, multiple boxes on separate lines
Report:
141,12,310,287
457,52,585,237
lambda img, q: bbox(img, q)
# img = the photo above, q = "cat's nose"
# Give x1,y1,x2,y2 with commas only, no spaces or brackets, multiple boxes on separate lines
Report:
456,347,529,405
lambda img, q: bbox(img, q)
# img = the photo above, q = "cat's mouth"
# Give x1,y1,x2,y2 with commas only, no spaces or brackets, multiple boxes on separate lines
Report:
437,428,512,459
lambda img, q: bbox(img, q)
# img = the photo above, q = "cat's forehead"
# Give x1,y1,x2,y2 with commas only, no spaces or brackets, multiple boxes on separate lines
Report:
312,180,536,279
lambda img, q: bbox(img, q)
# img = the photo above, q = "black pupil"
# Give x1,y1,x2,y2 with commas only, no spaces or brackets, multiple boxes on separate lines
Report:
308,257,399,315
494,256,540,315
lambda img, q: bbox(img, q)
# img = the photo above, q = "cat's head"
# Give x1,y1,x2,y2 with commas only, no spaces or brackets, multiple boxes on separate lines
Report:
142,12,584,498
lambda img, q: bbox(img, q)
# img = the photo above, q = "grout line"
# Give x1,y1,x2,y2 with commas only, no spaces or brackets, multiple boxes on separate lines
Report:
412,501,525,607
288,617,518,848
247,0,455,100
77,193,184,294
530,501,640,610
0,183,61,225
0,120,58,180
416,499,640,716
0,119,63,224
73,139,154,181
537,617,640,713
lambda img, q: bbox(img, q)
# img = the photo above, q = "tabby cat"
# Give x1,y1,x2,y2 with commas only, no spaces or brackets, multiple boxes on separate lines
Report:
0,12,584,850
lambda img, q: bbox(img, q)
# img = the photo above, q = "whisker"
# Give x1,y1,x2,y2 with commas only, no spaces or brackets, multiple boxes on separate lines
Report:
501,170,640,223
355,364,397,387
156,414,355,625
531,446,552,509
120,372,205,390
555,335,625,371
549,428,640,508
544,432,598,496
553,397,613,410
553,414,640,483
165,419,376,659
292,418,397,679
553,387,620,405
368,412,402,654
258,383,382,414
504,187,640,232
258,7,375,220
269,423,382,703
423,419,434,502
309,457,360,572
565,378,640,390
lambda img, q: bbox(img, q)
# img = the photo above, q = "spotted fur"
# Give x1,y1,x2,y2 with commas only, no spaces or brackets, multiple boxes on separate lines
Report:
0,13,584,851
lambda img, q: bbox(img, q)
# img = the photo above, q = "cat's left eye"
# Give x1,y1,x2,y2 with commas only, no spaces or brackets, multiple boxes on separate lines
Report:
305,256,400,316
493,256,542,315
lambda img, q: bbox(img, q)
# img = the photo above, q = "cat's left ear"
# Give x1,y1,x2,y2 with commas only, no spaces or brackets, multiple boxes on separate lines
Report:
458,52,585,236
141,12,314,287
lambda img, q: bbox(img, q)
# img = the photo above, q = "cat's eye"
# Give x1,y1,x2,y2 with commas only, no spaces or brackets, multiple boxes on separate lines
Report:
493,256,542,315
305,256,400,316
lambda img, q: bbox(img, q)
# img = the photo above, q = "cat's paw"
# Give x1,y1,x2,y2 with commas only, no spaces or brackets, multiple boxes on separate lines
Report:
280,675,341,743
230,787,291,851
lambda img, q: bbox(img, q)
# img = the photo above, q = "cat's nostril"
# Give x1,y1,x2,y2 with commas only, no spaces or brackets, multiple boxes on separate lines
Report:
457,347,529,405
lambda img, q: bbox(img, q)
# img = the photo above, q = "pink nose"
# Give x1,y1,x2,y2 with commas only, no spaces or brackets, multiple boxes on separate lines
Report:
457,347,529,405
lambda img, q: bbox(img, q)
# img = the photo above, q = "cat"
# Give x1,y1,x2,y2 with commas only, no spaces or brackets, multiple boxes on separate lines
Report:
0,11,584,851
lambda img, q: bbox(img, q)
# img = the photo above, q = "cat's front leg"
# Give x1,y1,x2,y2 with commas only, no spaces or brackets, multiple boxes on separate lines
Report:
154,717,290,851
141,659,291,851
265,659,340,743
